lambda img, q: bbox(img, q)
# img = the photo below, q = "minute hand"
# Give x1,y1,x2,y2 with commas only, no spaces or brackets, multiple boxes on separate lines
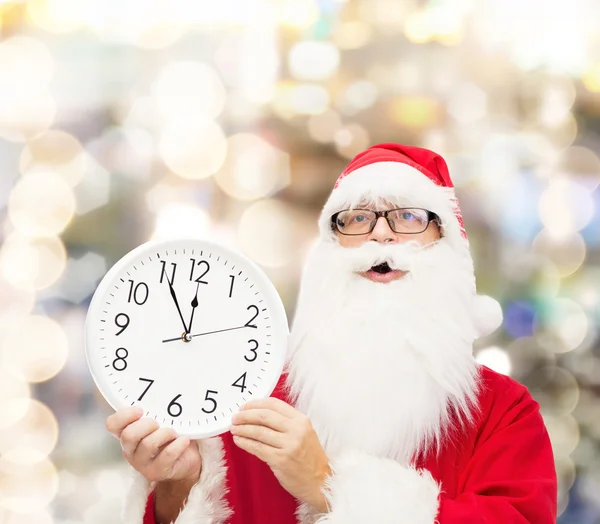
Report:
166,277,188,334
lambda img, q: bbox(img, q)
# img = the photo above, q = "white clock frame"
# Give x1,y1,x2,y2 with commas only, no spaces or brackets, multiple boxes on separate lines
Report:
85,238,289,439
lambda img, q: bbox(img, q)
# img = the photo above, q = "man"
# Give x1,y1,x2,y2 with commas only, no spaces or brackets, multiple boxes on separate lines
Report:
108,144,557,523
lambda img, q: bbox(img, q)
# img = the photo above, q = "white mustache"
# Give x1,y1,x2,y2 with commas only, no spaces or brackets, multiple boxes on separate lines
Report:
337,240,434,272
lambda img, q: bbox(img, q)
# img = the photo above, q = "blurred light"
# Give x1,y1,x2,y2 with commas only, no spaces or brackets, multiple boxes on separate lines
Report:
538,178,594,237
86,126,154,182
53,252,107,304
0,399,59,463
503,301,536,338
527,366,579,416
73,157,111,215
543,113,578,151
0,275,35,317
557,146,600,191
543,414,580,458
154,62,226,121
274,83,330,117
20,130,86,187
94,468,127,499
334,124,370,159
238,199,297,268
307,109,342,143
582,62,600,93
404,7,465,45
336,81,379,115
27,0,83,33
0,371,30,430
158,118,227,179
276,0,319,29
0,234,67,291
0,509,54,524
543,298,589,352
390,96,439,128
332,21,372,50
8,172,75,238
288,41,340,81
152,204,211,241
215,134,290,201
531,230,586,277
447,83,487,124
0,314,68,383
475,346,511,375
0,37,55,142
0,457,58,513
537,79,576,128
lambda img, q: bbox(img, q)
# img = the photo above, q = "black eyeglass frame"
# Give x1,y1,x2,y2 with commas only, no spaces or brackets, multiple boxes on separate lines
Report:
330,207,441,236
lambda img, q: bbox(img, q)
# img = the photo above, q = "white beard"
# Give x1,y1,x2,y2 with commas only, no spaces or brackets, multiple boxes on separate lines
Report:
286,238,481,465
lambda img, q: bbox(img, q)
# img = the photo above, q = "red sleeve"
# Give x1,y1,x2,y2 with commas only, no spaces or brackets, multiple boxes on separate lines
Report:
437,381,557,523
143,491,156,524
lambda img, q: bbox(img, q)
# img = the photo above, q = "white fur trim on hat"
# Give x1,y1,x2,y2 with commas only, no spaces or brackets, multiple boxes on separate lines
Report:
473,294,503,338
122,437,232,524
297,451,440,524
319,162,466,251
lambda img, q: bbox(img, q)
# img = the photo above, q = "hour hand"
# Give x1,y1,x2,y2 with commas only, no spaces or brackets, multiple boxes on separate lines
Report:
187,282,200,334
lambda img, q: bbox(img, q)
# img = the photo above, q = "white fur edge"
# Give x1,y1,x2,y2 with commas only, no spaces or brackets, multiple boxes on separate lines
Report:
319,162,466,251
122,437,232,524
297,451,440,524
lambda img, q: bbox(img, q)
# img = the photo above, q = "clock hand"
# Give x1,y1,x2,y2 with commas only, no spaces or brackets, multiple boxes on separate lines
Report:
162,325,248,343
165,275,189,336
187,281,200,334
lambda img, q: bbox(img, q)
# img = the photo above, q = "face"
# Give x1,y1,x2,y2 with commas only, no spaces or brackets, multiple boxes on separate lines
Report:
335,203,441,283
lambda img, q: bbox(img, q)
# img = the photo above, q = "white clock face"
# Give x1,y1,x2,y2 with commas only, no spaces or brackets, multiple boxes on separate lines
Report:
85,239,288,439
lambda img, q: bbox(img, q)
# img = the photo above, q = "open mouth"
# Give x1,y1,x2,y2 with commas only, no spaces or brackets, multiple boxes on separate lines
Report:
370,262,392,274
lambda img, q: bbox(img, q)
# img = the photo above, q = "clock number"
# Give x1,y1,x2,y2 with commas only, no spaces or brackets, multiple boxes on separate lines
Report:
189,259,210,284
137,378,154,401
201,390,218,414
168,394,183,417
229,275,235,298
245,305,259,328
115,313,130,336
232,372,247,392
112,348,128,371
245,339,259,362
159,261,177,284
127,280,149,305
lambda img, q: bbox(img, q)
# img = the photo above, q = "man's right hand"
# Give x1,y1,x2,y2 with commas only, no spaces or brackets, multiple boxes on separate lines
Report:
106,407,202,484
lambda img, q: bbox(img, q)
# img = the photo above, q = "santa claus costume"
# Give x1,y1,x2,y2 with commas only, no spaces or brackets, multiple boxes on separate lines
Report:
125,144,557,523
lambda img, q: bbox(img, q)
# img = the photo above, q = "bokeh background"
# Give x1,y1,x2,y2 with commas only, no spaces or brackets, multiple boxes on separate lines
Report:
0,0,599,522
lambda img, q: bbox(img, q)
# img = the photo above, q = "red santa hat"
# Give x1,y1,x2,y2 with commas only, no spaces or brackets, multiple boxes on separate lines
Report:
318,142,503,337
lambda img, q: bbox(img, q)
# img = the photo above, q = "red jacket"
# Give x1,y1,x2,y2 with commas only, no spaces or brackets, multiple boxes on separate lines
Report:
137,365,556,524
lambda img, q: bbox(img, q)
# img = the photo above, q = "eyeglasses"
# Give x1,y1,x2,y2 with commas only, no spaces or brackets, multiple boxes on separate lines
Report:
331,208,440,236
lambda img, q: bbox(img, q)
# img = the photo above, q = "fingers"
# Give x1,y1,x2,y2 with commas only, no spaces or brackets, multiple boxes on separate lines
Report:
232,435,270,462
231,408,288,432
230,423,284,448
133,427,179,464
106,407,144,438
152,437,192,477
240,397,297,418
120,418,160,457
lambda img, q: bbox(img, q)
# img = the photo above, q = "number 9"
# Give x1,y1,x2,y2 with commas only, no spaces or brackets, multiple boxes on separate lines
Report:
115,313,130,336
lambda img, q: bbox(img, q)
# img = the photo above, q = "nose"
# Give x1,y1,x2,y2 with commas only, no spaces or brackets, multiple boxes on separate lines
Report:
368,216,396,244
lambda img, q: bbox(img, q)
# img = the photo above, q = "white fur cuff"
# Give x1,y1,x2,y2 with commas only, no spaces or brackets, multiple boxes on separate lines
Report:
122,437,232,524
310,452,440,524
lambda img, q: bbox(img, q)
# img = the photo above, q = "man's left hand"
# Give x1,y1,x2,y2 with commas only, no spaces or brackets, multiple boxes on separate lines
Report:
231,397,330,513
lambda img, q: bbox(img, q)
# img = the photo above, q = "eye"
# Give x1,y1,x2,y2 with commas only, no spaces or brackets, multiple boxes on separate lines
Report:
401,212,417,221
351,214,368,223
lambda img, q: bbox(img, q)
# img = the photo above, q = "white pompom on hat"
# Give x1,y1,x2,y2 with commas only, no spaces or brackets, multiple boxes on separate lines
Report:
318,143,503,338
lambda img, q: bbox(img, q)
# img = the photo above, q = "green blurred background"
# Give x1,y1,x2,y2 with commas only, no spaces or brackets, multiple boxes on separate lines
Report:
0,0,599,522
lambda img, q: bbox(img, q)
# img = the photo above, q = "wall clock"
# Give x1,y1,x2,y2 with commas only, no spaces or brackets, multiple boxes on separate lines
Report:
85,238,288,439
